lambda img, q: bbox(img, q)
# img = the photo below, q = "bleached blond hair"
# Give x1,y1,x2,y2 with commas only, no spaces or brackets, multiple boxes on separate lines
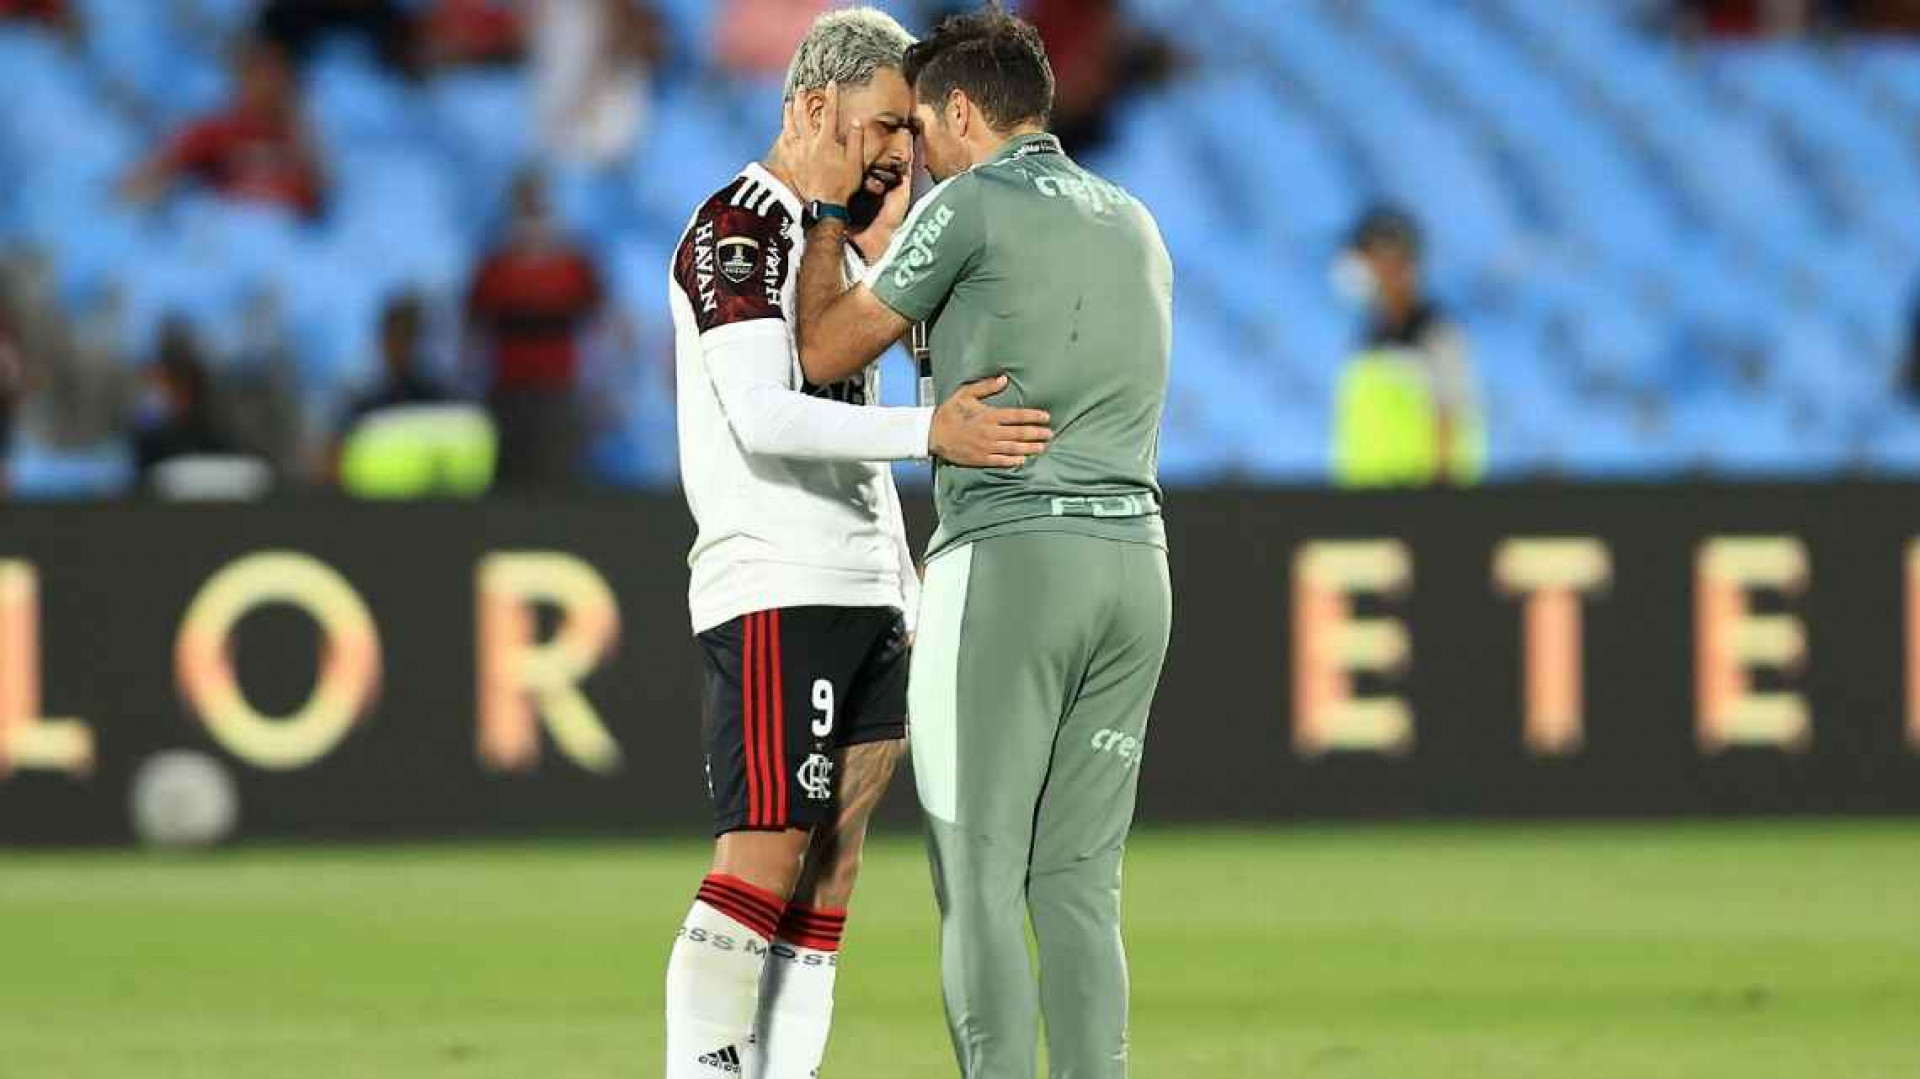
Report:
782,7,917,103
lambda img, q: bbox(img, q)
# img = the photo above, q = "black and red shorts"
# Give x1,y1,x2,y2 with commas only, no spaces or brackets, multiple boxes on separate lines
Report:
697,606,908,835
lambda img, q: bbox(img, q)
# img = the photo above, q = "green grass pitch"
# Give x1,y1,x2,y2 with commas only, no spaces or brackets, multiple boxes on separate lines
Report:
3,822,1918,1079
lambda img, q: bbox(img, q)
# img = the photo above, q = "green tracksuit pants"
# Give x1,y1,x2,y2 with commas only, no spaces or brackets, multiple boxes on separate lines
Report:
908,529,1173,1079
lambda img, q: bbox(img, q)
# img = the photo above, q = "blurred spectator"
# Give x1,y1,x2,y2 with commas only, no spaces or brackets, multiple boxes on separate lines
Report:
1852,0,1920,30
532,0,663,167
332,293,494,497
421,0,526,70
335,292,451,447
121,40,325,217
256,0,417,73
0,303,21,497
465,172,604,489
1029,0,1179,154
714,0,828,79
1332,207,1485,488
1669,0,1920,34
1904,284,1920,404
130,321,235,479
1678,0,1817,35
0,0,71,30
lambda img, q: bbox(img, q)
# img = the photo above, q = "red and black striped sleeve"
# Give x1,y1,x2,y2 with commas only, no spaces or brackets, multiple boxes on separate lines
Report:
673,178,795,335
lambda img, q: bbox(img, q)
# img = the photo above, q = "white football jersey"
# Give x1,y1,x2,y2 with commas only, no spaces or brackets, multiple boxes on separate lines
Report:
669,163,922,635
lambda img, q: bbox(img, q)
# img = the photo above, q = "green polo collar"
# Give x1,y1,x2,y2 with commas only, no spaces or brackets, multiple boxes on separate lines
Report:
988,131,1064,164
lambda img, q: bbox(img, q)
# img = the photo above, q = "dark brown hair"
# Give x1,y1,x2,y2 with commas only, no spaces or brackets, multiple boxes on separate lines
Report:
902,4,1054,131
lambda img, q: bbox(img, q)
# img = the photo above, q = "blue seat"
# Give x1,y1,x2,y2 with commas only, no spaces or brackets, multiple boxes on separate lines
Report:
1157,348,1232,485
328,149,471,291
0,26,75,99
588,324,683,489
1530,401,1681,479
629,88,761,234
1172,70,1358,249
428,71,535,220
6,441,136,499
1467,322,1594,477
308,46,430,154
548,161,638,249
1364,125,1524,287
1810,240,1913,360
179,0,258,37
1094,100,1229,278
1768,316,1883,436
75,0,171,98
1238,402,1330,483
1,65,138,184
171,198,311,281
1566,289,1675,395
108,218,275,364
1850,42,1920,115
279,251,395,393
652,0,723,80
607,234,677,322
1154,421,1228,486
1866,412,1920,474
1256,4,1431,133
4,0,1914,486
1673,391,1850,477
713,75,787,147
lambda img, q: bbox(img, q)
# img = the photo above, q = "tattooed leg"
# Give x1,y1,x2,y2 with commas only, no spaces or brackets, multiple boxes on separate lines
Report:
791,738,906,910
751,739,905,1078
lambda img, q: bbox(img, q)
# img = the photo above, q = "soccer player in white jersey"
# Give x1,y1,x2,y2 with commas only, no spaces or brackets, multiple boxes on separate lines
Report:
661,9,1055,1079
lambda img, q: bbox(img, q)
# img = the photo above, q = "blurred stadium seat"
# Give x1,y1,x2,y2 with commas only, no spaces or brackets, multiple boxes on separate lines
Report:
5,437,135,499
0,1,1916,492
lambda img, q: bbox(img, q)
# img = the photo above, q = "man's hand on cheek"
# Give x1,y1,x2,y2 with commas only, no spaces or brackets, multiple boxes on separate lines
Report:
786,83,868,208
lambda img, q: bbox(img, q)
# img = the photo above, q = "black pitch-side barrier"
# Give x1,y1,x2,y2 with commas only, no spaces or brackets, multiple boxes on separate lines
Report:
4,485,1919,844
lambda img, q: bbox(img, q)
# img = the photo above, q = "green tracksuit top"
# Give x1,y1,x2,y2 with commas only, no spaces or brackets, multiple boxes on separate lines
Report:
865,132,1173,558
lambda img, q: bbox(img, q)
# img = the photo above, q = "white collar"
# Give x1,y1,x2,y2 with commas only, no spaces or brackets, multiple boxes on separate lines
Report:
743,161,804,220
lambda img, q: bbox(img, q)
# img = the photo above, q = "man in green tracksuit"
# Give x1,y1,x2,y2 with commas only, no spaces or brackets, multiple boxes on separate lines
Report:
784,7,1172,1077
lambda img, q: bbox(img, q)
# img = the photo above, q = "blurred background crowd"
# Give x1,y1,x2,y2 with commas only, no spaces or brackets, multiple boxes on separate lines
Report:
0,0,1918,499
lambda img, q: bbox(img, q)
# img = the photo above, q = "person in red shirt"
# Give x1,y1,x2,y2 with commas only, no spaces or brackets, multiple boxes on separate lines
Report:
1679,0,1819,36
1028,0,1179,153
0,0,69,25
421,0,526,69
1857,0,1920,31
121,41,325,217
465,171,604,489
0,0,72,28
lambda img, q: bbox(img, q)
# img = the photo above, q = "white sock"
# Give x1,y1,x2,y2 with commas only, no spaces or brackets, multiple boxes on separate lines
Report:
751,905,846,1079
666,875,786,1079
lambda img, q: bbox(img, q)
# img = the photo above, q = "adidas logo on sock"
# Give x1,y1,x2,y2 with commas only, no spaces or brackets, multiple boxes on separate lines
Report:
697,1045,743,1074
